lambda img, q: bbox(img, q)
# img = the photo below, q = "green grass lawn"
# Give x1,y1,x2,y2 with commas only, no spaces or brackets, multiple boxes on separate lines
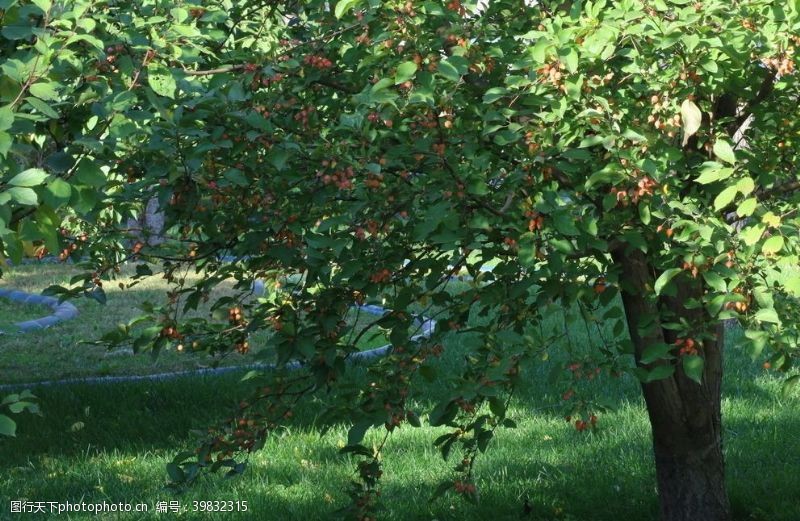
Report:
0,264,798,520
0,298,46,332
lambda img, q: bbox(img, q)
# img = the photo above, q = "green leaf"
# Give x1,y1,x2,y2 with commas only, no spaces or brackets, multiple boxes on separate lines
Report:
0,131,11,158
31,0,51,11
6,187,38,206
395,61,418,84
488,396,506,418
148,65,176,98
744,329,767,360
682,355,704,384
371,77,394,92
0,414,16,437
25,97,59,119
75,160,106,187
1,24,32,40
646,364,675,382
700,58,718,73
784,274,800,296
518,232,537,267
640,342,674,364
761,235,784,255
622,129,647,143
438,56,469,81
29,82,60,101
553,211,579,236
695,163,732,184
347,420,372,446
437,59,462,82
740,224,765,246
8,168,48,187
44,178,71,207
713,140,736,164
754,308,780,324
654,268,682,295
166,462,185,483
531,38,549,63
639,203,651,225
702,271,726,292
482,87,507,104
782,375,800,398
334,0,361,18
680,99,702,146
559,47,579,73
0,106,13,131
713,185,738,211
736,197,757,217
735,177,755,196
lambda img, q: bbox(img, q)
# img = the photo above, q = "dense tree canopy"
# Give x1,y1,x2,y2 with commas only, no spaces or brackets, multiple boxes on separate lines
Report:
1,1,799,519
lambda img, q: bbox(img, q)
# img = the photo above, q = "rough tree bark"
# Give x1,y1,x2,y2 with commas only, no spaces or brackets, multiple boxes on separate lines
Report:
612,247,732,521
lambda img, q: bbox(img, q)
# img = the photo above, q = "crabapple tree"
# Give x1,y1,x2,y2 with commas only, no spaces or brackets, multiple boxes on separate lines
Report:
1,1,799,520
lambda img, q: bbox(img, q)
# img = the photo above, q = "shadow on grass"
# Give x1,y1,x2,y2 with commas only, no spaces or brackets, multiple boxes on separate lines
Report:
1,367,798,521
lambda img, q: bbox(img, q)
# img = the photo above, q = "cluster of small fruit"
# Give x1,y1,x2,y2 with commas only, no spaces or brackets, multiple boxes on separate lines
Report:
453,479,477,496
370,268,392,283
350,467,381,521
303,54,333,69
364,173,384,190
250,72,284,90
366,112,395,128
56,228,88,261
91,43,126,75
587,72,615,89
354,29,371,46
317,162,356,189
609,175,658,206
395,0,416,17
675,337,699,356
724,286,751,313
160,325,183,340
293,105,315,127
228,307,246,326
445,0,466,16
407,109,440,130
536,61,566,88
525,210,544,232
570,414,598,432
761,52,796,76
646,94,682,138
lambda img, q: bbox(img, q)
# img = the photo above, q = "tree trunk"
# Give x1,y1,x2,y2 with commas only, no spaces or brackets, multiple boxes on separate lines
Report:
612,248,732,521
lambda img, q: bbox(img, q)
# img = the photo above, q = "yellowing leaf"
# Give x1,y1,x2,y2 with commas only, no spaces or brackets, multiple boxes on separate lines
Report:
713,185,737,211
736,177,755,196
680,99,702,146
762,212,781,228
784,274,800,296
761,235,784,255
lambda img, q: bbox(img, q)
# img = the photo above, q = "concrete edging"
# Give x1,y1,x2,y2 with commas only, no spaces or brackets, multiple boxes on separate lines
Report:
0,288,79,333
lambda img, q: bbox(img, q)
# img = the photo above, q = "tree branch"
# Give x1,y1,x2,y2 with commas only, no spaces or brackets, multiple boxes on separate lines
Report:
181,64,248,76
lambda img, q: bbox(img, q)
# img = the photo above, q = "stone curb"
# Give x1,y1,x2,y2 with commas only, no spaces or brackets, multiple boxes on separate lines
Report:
0,288,79,333
0,304,436,391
